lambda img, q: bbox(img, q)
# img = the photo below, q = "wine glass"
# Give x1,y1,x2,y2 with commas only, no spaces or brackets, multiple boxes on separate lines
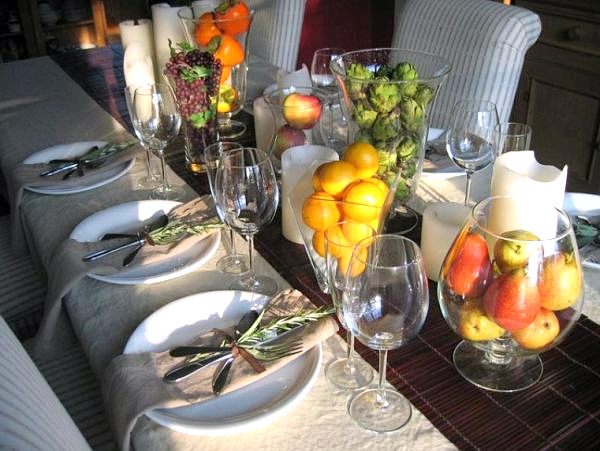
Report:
323,221,374,390
311,47,346,149
494,122,532,154
124,86,159,189
213,147,279,295
132,83,184,200
343,234,429,432
446,99,499,206
204,141,250,274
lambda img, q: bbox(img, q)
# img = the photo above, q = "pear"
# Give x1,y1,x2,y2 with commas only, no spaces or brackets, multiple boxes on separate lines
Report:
458,304,505,341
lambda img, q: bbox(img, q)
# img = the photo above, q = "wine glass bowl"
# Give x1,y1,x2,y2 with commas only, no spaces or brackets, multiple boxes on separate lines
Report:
446,99,499,205
437,196,584,392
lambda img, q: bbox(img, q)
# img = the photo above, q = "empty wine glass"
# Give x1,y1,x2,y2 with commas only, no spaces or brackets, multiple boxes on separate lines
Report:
446,99,499,206
311,47,346,149
494,122,532,154
124,86,159,189
344,234,429,432
214,147,279,295
324,221,374,390
132,83,183,200
204,141,250,275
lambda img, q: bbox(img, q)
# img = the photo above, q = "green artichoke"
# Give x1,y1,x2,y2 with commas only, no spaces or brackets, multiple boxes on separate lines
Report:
396,136,418,160
352,102,378,129
392,62,419,97
346,63,373,101
372,111,401,141
414,84,434,108
368,81,401,113
399,98,424,133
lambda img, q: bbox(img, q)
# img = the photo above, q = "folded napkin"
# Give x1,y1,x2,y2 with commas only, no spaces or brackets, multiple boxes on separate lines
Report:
9,142,139,255
103,288,337,451
30,197,221,358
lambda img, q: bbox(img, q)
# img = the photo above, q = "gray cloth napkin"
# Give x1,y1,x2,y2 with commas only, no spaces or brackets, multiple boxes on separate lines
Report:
8,143,139,255
30,197,222,357
102,289,338,451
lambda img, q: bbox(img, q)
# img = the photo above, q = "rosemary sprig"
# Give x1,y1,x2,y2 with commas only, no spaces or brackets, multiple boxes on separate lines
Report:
148,216,224,246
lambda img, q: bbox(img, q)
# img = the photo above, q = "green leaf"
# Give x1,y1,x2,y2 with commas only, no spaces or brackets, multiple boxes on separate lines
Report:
189,110,214,128
181,65,212,82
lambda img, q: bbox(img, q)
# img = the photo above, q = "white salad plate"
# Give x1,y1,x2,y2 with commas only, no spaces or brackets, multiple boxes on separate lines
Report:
70,200,220,285
563,192,600,270
124,290,322,436
23,141,135,195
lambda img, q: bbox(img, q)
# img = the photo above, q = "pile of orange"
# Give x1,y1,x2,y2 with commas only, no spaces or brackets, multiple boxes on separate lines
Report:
302,142,389,262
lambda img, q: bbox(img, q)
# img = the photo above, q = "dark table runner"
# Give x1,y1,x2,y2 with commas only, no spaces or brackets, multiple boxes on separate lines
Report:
52,46,600,449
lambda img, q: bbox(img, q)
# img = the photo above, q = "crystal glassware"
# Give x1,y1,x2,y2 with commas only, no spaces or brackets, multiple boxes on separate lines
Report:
213,147,279,295
343,234,429,432
323,220,375,390
446,99,499,206
311,47,346,150
438,195,584,392
204,141,250,274
132,83,183,200
124,86,159,189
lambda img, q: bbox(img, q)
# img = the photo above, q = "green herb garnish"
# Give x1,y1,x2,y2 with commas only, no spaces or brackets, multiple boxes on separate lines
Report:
149,216,224,246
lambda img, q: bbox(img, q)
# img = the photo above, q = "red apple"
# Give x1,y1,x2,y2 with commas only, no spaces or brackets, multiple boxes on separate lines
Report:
282,92,322,129
446,232,493,298
538,252,582,311
272,124,307,159
483,269,541,332
512,308,560,350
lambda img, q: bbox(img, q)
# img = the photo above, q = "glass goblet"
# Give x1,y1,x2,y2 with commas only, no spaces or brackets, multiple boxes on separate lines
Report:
446,99,499,206
204,141,250,275
494,122,532,154
344,234,429,432
324,221,375,390
132,83,184,201
213,147,279,295
124,86,159,189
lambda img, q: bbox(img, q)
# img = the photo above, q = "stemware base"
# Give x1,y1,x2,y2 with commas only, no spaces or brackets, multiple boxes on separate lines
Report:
326,357,374,390
229,274,278,296
217,254,250,275
348,388,412,433
452,340,543,393
385,206,419,235
151,185,186,201
137,174,159,190
218,119,247,139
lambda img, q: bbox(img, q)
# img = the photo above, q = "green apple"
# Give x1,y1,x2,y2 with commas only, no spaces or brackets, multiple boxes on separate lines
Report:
493,229,541,273
458,304,505,341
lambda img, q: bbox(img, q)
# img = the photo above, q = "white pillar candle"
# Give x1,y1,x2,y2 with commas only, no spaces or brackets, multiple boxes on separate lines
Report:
119,19,156,68
421,202,471,281
489,151,567,239
152,4,190,80
123,42,155,90
281,145,339,244
253,96,274,153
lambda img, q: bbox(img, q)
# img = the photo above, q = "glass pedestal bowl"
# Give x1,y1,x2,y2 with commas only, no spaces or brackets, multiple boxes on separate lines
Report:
437,196,584,392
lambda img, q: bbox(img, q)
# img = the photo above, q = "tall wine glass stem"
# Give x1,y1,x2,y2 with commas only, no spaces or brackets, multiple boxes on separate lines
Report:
230,228,237,255
246,233,256,280
464,171,473,206
144,145,154,178
158,148,171,191
376,349,389,406
345,331,355,370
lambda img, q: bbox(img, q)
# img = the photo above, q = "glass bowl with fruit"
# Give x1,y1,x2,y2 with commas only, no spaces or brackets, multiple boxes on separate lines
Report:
330,49,450,226
437,196,584,392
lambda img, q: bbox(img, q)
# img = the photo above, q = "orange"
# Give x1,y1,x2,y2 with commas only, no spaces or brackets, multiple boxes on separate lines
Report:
364,177,389,197
195,12,222,47
220,65,232,85
343,142,379,179
215,0,251,36
214,34,245,67
324,223,352,258
312,231,326,257
312,164,324,191
342,221,374,244
217,85,238,113
342,180,385,222
302,191,340,231
318,161,359,199
338,246,368,278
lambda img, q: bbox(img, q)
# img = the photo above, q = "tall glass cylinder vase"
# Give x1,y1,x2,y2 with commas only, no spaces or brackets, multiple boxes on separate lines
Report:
330,49,451,231
178,7,253,139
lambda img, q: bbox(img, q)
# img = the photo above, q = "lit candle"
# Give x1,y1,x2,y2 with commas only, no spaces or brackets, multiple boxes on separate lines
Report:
421,202,471,281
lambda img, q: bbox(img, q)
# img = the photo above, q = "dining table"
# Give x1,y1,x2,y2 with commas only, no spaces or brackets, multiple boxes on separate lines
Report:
1,44,600,450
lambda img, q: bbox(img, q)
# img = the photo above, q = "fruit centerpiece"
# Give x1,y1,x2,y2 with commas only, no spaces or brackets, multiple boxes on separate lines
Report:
438,196,584,392
330,49,450,213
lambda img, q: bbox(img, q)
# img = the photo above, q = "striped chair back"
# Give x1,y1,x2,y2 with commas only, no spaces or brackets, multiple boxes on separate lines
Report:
246,0,307,72
392,0,541,128
0,316,91,450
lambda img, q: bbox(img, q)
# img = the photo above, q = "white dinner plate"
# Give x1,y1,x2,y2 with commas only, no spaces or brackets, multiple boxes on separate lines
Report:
70,200,221,285
124,290,322,436
563,192,600,270
22,141,135,195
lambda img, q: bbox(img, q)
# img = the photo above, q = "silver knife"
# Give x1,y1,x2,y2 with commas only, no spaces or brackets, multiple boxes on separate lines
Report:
82,233,145,262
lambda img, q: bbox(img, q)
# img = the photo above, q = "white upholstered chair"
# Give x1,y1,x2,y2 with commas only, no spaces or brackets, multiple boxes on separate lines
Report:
246,0,307,72
392,0,541,129
0,316,91,451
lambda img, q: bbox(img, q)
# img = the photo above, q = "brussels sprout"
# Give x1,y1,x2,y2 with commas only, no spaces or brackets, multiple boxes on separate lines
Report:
392,62,419,97
395,177,411,201
368,81,401,114
399,98,424,133
397,136,418,160
372,111,401,141
347,63,373,100
352,102,378,129
414,84,434,108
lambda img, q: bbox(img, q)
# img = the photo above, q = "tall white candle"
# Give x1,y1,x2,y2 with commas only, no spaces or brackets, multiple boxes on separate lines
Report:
152,4,190,79
119,19,156,66
421,202,470,281
123,42,155,90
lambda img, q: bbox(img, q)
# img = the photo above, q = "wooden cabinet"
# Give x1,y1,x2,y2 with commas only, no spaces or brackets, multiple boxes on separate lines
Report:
511,0,600,194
